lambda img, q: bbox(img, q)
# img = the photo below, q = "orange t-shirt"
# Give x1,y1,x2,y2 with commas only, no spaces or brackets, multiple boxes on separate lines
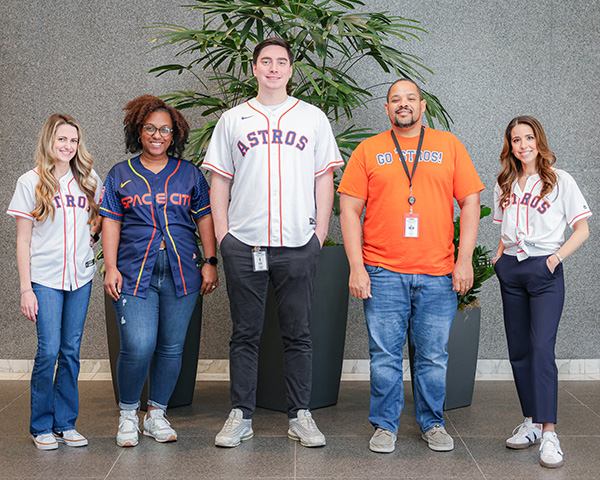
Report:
338,127,484,276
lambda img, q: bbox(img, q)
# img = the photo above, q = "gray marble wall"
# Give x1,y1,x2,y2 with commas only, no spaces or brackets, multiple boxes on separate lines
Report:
1,0,598,360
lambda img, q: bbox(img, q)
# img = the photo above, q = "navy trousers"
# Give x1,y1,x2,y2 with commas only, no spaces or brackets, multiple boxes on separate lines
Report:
494,254,564,424
220,232,321,419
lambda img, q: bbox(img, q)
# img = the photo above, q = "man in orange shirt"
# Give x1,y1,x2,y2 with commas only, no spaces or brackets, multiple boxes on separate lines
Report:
338,79,483,454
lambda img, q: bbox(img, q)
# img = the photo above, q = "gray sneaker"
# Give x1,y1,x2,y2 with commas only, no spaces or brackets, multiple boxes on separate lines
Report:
143,409,177,443
288,409,326,447
215,409,253,447
421,424,454,451
369,428,396,453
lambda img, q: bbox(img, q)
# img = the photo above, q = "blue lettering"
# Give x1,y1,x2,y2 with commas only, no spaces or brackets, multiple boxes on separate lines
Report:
257,130,269,143
296,136,308,151
237,141,249,157
272,129,283,144
247,132,259,147
537,201,550,214
285,131,296,145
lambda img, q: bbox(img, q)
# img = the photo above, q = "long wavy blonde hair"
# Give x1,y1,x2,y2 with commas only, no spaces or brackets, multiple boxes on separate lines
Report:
32,114,99,224
497,115,557,210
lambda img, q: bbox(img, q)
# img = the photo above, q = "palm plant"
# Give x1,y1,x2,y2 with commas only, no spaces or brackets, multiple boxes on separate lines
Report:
453,205,496,310
147,0,452,179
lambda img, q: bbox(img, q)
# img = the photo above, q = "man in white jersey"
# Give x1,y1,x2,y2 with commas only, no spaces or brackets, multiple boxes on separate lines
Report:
203,38,343,448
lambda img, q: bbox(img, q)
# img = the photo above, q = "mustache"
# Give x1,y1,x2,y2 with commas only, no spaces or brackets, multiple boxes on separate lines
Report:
395,106,413,114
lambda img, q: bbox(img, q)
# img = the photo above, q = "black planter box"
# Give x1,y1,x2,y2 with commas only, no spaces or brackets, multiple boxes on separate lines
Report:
104,293,203,410
256,246,350,412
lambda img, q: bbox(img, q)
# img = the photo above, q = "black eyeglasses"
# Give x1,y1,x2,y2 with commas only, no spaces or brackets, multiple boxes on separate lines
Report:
143,124,173,137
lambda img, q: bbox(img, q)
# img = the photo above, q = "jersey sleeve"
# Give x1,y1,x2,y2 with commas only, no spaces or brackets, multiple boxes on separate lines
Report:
452,136,484,200
493,182,504,224
191,168,212,219
92,169,103,204
6,172,36,220
202,116,235,178
99,171,123,220
313,110,344,177
337,141,368,200
558,170,592,227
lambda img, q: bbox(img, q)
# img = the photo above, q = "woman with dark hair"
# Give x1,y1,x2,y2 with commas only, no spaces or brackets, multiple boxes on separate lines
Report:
7,114,102,449
100,95,217,447
493,115,591,468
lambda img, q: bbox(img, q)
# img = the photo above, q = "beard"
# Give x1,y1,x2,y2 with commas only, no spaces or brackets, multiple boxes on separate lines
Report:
392,108,418,128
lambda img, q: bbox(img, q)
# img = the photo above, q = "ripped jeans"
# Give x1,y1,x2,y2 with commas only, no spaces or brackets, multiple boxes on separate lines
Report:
112,250,199,410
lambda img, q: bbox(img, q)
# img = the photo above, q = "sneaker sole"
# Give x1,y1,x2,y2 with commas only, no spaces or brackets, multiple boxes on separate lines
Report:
54,437,88,447
143,431,177,443
541,458,564,469
117,437,139,447
369,443,395,453
287,430,326,447
421,434,454,452
506,438,540,449
32,439,58,450
215,431,253,447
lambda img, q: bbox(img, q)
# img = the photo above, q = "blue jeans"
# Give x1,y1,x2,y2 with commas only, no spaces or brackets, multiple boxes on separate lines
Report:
364,265,457,434
30,281,92,435
113,250,199,410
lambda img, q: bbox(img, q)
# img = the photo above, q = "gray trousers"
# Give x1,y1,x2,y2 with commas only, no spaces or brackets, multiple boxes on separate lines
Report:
220,232,320,418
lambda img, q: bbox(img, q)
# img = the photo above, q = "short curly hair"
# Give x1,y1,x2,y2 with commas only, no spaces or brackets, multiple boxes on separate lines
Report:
123,94,190,158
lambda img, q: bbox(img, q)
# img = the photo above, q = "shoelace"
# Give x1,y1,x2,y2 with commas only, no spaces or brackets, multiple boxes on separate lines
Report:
511,421,531,436
149,412,172,430
540,435,563,455
222,415,242,432
120,414,139,432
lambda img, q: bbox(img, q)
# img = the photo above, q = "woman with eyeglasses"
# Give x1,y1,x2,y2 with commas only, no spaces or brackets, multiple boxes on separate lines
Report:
100,95,218,447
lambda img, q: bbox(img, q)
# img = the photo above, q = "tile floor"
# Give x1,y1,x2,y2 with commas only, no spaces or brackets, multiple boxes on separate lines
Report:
1,379,599,479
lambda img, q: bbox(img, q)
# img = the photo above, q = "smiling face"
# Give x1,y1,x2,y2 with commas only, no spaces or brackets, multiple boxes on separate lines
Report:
510,123,539,173
52,124,79,165
253,45,293,95
385,80,427,134
139,110,173,160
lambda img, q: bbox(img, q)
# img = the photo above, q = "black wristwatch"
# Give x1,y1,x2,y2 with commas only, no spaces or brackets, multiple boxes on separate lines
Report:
205,256,218,266
91,232,100,243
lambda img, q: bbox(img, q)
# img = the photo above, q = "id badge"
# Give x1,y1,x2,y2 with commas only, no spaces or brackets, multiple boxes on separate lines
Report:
404,213,419,238
252,247,268,272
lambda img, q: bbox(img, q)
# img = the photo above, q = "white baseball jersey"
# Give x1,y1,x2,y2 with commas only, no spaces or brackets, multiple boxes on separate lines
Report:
203,96,343,247
493,168,591,258
7,168,103,290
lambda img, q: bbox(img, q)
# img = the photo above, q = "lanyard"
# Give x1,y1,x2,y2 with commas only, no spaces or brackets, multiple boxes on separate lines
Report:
391,126,425,213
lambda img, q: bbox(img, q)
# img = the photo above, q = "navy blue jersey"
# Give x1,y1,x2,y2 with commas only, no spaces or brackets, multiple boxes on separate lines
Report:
100,156,211,298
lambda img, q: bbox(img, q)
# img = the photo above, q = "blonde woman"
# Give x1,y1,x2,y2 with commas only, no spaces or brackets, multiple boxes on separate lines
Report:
7,114,102,450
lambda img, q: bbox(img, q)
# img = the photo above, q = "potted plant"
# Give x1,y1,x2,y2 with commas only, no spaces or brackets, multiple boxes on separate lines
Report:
408,205,496,410
146,0,452,410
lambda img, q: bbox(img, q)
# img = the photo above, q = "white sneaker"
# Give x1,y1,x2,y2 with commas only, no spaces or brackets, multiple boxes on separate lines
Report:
53,429,88,447
143,409,177,443
288,409,326,447
215,409,253,447
506,418,542,449
32,432,58,450
539,431,564,468
117,410,140,447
